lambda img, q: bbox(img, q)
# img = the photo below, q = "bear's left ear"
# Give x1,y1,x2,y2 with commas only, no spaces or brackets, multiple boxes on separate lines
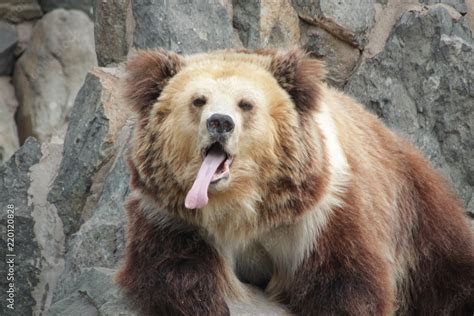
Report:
268,49,326,114
123,49,183,116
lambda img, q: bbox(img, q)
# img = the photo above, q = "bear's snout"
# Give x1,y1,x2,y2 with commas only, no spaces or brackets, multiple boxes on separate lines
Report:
207,113,235,141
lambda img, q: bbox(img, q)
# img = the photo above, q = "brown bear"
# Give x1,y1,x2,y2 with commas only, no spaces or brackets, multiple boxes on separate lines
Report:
115,48,474,315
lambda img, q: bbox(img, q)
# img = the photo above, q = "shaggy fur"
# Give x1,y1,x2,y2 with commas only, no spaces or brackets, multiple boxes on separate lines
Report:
115,48,474,315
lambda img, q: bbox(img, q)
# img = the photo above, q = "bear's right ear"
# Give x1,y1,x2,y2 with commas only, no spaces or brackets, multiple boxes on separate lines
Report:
124,49,183,115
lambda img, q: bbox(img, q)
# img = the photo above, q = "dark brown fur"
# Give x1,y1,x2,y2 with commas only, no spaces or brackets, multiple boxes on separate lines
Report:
284,186,394,315
124,49,182,116
115,197,230,316
269,49,325,114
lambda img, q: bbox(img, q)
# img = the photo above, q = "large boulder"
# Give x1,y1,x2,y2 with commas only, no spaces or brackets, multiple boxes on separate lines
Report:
48,67,130,237
0,77,20,163
132,0,235,53
0,0,43,23
14,9,97,143
345,6,474,216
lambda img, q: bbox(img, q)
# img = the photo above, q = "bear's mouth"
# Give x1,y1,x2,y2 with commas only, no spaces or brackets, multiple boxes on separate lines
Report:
202,143,234,184
184,142,234,209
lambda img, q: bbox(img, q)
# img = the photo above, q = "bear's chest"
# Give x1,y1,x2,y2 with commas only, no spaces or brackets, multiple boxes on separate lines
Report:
235,241,273,289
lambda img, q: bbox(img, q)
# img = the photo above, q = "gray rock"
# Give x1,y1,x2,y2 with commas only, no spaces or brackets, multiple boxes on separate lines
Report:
291,0,376,47
232,0,260,48
0,21,17,76
345,6,474,216
0,77,20,163
95,0,134,66
14,8,97,144
0,137,42,315
48,293,100,316
232,0,300,49
0,0,43,23
52,135,131,302
39,0,94,17
420,0,468,13
301,23,360,87
132,0,234,53
49,268,135,316
47,68,128,238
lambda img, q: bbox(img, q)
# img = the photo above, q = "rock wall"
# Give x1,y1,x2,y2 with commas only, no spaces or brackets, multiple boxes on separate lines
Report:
0,1,96,163
0,0,472,315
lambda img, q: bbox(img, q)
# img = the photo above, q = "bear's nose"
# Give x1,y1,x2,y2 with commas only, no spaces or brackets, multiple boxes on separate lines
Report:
207,114,234,139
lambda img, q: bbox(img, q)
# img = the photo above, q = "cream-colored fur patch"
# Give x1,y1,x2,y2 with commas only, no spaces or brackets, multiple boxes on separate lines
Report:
260,101,350,296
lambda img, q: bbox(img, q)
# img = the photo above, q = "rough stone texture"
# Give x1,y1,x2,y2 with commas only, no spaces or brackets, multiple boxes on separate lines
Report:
133,0,235,53
51,130,131,302
47,68,133,308
13,9,97,144
0,138,42,316
49,268,137,316
301,22,361,87
364,0,421,59
48,67,130,237
0,135,64,315
95,0,134,66
345,6,474,216
421,0,468,13
233,0,300,49
39,0,94,17
291,0,376,47
0,77,20,163
0,21,17,76
0,0,43,23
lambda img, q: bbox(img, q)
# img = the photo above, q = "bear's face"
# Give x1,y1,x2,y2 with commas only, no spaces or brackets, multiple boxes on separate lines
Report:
159,63,292,209
124,49,325,214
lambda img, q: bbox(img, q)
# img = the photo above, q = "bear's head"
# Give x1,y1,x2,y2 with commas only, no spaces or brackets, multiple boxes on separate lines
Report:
124,49,327,227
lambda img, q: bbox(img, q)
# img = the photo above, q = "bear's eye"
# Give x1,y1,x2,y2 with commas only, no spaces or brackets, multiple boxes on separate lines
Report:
239,100,254,111
192,96,207,107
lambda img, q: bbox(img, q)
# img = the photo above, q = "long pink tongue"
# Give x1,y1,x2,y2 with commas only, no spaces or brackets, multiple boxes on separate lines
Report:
185,150,226,209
